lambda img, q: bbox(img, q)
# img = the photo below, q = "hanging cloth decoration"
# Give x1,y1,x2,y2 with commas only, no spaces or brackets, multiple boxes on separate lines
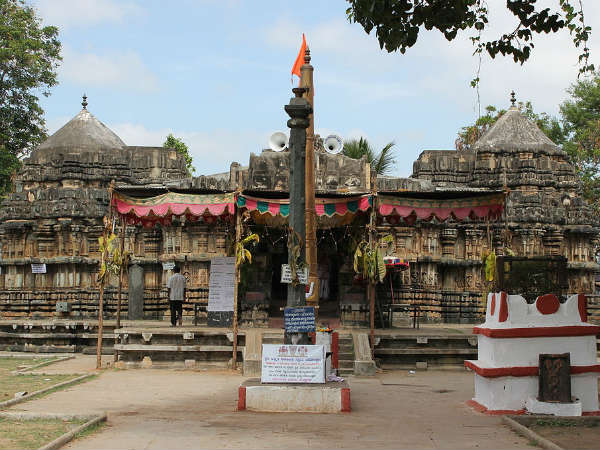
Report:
378,193,504,223
112,191,235,227
237,194,372,217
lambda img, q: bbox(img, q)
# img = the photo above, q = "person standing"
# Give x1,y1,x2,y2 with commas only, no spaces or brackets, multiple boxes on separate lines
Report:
167,266,186,326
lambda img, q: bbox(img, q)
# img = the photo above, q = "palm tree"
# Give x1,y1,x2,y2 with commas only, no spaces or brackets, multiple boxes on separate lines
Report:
341,137,397,176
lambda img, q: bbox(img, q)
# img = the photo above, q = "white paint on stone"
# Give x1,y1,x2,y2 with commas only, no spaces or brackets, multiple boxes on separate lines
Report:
525,397,582,416
245,385,343,413
470,292,599,414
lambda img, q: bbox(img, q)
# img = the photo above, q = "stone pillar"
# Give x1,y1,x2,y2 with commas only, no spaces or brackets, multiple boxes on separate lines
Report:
128,264,144,320
440,228,457,257
284,87,312,345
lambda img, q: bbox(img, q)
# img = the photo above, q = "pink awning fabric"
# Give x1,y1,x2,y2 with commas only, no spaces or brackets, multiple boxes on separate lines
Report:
378,193,504,222
112,192,235,226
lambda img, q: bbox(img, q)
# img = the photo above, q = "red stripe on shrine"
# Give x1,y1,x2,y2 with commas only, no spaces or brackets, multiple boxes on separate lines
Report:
472,325,600,338
237,386,246,411
341,388,351,412
465,360,600,378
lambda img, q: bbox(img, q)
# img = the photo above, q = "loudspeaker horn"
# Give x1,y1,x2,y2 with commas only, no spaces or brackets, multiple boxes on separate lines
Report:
324,134,344,153
268,132,288,151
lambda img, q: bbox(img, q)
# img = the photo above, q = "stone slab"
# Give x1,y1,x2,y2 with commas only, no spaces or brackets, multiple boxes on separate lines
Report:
238,378,350,413
525,397,583,416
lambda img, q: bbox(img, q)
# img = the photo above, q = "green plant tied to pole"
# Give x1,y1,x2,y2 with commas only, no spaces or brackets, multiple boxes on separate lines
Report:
481,250,496,283
236,233,259,265
287,227,306,287
98,233,129,282
353,234,393,284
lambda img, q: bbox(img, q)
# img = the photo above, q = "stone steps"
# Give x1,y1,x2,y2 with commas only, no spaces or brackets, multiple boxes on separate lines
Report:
374,333,477,369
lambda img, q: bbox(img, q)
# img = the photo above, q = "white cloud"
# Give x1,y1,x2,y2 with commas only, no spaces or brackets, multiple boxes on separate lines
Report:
59,46,159,93
34,0,143,29
109,123,270,175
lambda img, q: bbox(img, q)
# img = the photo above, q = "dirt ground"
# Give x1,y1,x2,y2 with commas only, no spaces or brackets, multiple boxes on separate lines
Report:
527,420,600,450
2,355,534,450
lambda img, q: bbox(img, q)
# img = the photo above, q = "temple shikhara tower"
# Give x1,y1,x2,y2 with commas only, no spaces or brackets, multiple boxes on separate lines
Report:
0,96,598,325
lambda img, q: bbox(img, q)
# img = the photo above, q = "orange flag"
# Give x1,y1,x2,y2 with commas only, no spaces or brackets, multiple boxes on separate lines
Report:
291,33,306,83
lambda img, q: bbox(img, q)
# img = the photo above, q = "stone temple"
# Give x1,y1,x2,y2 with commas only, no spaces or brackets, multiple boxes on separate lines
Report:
0,98,598,326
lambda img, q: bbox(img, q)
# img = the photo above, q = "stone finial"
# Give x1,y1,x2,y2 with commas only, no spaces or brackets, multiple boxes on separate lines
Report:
510,90,516,107
82,94,88,110
304,46,311,64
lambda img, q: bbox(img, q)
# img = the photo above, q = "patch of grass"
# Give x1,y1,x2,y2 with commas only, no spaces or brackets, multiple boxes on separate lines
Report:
535,418,578,427
1,373,76,400
0,357,91,403
0,357,57,371
0,417,86,450
74,419,105,440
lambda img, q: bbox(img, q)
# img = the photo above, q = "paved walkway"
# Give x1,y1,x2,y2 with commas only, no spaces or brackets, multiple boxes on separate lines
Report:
6,356,530,449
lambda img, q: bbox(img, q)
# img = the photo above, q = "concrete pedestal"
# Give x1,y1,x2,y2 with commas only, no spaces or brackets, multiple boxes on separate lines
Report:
238,378,350,413
525,397,583,416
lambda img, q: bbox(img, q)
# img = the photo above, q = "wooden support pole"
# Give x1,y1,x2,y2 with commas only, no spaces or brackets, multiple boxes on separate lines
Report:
97,183,113,370
114,216,126,362
301,47,319,310
232,205,242,371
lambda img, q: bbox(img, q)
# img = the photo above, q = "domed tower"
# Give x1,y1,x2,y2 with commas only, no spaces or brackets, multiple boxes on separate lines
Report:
0,98,189,317
412,94,599,296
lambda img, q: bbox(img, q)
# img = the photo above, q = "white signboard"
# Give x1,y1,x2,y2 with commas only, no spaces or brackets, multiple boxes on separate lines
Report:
280,264,308,284
31,263,46,274
261,344,325,384
162,261,175,271
207,257,235,312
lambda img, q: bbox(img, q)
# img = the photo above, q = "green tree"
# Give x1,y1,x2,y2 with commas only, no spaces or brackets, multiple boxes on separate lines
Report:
0,0,61,196
560,75,600,206
163,134,195,175
346,1,593,82
342,137,397,175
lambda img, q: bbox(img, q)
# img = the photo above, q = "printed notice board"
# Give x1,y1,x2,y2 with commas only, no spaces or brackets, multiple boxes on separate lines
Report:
207,257,235,312
261,344,325,383
31,263,47,274
284,306,315,333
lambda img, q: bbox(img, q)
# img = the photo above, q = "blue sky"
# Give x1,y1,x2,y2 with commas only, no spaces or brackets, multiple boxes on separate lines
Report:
32,0,600,177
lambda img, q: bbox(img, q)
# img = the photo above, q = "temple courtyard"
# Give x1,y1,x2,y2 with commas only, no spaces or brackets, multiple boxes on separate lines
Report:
0,353,534,450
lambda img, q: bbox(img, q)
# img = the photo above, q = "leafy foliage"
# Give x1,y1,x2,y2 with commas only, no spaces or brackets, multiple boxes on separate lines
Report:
353,234,393,284
97,231,129,283
0,146,20,198
236,233,259,266
163,134,195,175
346,1,593,84
342,137,397,175
0,0,61,196
560,75,600,207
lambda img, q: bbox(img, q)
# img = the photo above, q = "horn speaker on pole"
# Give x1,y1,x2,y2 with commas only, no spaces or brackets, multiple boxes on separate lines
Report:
324,134,343,153
268,132,288,151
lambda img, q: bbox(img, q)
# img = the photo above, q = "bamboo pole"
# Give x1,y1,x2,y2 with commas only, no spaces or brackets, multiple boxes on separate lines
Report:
231,204,242,370
301,47,319,311
369,183,378,358
97,183,113,370
114,216,126,362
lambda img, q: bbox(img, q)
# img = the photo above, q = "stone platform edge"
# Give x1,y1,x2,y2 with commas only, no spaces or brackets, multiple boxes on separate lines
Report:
238,378,351,413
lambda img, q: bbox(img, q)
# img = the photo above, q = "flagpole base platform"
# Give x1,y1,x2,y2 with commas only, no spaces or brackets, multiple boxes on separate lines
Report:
237,378,351,413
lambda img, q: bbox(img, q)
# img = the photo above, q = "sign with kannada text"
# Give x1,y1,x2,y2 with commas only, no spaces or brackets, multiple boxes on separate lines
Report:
207,257,235,312
284,306,315,333
280,264,308,284
162,261,175,271
261,344,325,384
31,263,46,274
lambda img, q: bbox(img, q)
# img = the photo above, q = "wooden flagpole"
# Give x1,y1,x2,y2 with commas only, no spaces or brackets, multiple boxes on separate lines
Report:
232,202,242,370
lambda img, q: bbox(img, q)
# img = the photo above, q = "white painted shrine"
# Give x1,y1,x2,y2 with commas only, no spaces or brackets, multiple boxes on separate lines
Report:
466,292,600,415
